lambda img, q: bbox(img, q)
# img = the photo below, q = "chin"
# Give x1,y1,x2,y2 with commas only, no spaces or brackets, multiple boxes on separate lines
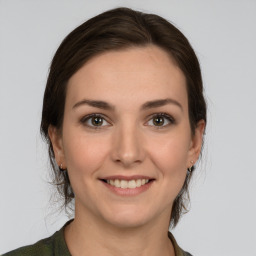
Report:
106,216,149,229
100,206,157,229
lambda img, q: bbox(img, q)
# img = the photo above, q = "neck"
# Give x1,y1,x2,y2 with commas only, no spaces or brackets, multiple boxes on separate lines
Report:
64,205,175,256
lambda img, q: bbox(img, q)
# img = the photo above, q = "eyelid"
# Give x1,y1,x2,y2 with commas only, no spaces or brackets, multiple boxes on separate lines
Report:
79,112,175,129
145,112,175,128
80,113,111,129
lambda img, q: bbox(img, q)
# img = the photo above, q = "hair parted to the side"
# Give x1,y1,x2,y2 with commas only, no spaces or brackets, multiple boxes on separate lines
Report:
40,7,207,228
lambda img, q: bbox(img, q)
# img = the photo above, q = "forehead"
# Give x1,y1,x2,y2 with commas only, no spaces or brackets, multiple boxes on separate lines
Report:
66,45,188,110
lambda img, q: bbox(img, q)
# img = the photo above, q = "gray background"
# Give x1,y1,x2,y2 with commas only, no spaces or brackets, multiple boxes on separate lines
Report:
0,0,256,255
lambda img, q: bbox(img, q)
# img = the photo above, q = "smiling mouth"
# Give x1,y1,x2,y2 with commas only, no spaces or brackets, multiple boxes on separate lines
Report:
101,179,153,189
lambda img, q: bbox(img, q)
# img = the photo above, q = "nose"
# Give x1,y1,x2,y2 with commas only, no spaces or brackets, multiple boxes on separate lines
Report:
111,122,145,168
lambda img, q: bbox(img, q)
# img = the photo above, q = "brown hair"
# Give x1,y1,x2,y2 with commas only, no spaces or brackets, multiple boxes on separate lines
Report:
40,7,207,228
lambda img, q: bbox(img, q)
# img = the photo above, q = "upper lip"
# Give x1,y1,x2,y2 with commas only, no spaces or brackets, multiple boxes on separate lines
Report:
99,175,155,181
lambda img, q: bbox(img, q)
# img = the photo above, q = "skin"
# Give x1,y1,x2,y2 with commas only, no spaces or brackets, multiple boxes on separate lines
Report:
49,45,205,256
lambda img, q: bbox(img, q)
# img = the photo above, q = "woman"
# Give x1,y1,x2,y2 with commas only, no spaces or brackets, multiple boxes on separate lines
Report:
3,7,206,256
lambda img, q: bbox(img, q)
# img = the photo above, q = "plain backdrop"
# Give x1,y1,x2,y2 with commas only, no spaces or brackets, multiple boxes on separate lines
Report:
0,0,256,255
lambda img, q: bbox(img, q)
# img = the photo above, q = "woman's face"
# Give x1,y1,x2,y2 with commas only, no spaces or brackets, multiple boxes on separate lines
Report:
50,45,204,228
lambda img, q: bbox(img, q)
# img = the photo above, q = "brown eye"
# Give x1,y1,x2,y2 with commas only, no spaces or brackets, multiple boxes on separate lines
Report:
146,113,174,128
153,116,164,126
81,114,110,128
91,116,103,126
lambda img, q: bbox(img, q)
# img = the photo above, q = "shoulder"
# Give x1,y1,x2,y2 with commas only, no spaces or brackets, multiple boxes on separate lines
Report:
2,221,72,256
183,251,193,256
2,235,57,256
168,232,193,256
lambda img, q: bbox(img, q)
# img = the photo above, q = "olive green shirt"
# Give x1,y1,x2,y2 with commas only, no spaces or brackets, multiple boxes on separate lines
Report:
2,221,192,256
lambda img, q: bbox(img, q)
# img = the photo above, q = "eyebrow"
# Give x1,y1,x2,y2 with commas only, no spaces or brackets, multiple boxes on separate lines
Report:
72,98,182,111
73,99,115,111
141,98,183,111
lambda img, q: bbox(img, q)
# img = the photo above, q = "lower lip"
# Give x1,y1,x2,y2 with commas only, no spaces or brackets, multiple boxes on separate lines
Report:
101,180,154,196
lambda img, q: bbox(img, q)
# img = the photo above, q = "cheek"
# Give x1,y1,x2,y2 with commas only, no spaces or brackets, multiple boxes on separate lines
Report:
147,131,191,178
62,131,110,176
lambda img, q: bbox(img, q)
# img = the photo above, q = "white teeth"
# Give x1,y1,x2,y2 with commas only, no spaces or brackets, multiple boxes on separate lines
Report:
120,180,128,189
114,179,121,188
106,178,151,189
136,179,141,187
128,180,136,189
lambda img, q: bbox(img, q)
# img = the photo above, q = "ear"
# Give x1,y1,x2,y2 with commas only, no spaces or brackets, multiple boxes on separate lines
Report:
188,119,206,166
48,125,66,168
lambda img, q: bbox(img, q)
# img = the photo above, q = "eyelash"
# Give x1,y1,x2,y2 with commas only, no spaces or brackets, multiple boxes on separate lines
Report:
80,114,110,129
146,112,175,128
80,113,175,129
